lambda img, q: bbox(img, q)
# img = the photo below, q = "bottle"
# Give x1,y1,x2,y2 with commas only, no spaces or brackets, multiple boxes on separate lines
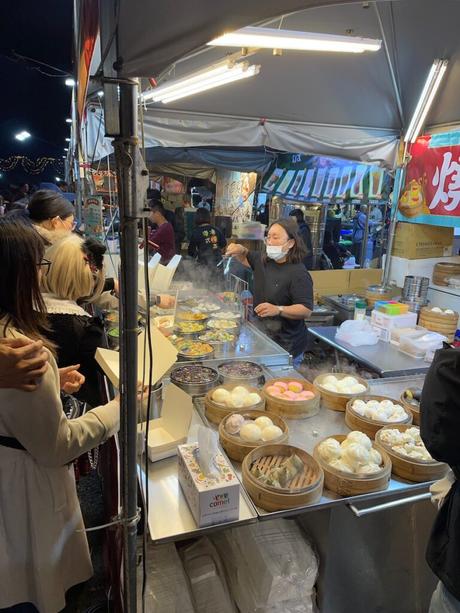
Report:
354,299,367,321
240,289,253,321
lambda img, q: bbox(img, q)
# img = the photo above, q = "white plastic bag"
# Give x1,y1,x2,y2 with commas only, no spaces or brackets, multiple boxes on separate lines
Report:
335,319,379,347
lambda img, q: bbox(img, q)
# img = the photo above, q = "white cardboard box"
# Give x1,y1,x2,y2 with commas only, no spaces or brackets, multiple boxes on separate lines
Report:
371,310,418,342
177,443,240,528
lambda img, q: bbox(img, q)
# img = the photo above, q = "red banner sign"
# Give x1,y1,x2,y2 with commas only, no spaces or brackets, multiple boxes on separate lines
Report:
398,133,460,226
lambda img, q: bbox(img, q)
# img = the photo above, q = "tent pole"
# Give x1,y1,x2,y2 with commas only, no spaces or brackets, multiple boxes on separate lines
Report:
114,80,142,613
382,165,405,286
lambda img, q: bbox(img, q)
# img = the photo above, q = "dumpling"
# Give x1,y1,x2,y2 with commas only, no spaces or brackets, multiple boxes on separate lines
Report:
254,416,274,430
225,413,245,435
240,423,262,442
357,463,382,475
323,375,338,385
247,392,262,405
322,383,338,392
232,385,249,396
352,383,367,394
431,307,442,313
342,376,358,387
342,443,370,470
261,425,283,441
212,387,230,404
329,459,353,474
317,438,342,463
370,448,382,465
346,431,372,450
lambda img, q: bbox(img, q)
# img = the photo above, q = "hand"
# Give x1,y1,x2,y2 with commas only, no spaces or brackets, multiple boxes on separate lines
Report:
254,302,280,318
225,242,246,257
157,294,176,309
0,338,49,391
59,364,85,394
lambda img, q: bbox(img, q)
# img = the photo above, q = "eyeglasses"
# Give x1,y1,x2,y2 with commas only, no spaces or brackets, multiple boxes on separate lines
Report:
38,259,51,275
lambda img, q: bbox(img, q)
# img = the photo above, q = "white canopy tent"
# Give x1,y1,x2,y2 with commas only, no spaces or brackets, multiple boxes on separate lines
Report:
84,0,460,169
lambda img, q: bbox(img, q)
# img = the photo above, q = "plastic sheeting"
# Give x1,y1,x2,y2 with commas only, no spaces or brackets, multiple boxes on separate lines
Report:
84,104,399,167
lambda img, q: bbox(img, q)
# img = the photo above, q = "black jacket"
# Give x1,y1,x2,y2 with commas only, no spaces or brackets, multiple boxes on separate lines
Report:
46,313,107,408
298,221,313,270
420,347,460,600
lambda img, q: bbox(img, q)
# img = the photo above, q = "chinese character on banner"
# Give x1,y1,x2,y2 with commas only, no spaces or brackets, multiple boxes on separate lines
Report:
431,152,460,212
398,133,460,226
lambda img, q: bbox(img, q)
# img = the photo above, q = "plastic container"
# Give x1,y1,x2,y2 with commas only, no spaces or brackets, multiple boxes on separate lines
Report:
399,331,447,359
375,301,410,315
353,299,367,320
390,326,428,346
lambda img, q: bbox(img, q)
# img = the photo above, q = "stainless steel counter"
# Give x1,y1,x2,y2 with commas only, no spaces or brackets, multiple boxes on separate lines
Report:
308,326,431,377
139,367,431,544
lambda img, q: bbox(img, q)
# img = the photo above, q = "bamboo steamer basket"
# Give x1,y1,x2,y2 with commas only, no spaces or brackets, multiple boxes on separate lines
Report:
313,373,370,412
365,286,393,308
219,410,288,462
400,393,420,426
204,384,265,425
242,444,324,512
375,425,448,483
313,434,391,497
345,395,412,439
433,262,460,287
262,377,320,420
418,306,458,342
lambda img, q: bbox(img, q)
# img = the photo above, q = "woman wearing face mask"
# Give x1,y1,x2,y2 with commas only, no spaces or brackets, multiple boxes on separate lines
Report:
27,189,76,243
226,219,313,367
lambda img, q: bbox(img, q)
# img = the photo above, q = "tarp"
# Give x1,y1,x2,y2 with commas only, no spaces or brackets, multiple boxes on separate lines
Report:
85,0,460,167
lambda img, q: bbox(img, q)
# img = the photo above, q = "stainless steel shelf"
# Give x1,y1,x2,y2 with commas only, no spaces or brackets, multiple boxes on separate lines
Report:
308,326,431,377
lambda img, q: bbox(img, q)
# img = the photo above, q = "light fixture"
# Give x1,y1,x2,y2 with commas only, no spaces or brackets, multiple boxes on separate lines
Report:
97,90,104,97
404,59,448,143
62,155,66,159
208,26,382,53
64,148,69,152
65,137,71,142
55,177,61,182
65,78,76,87
14,130,31,141
65,118,72,123
141,60,260,104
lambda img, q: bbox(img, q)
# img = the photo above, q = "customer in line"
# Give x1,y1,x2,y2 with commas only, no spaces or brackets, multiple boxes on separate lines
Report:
226,218,313,368
0,218,122,613
40,233,108,408
289,208,313,269
28,188,76,243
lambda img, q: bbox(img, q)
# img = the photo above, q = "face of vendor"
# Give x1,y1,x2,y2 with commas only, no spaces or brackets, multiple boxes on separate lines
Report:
266,223,295,252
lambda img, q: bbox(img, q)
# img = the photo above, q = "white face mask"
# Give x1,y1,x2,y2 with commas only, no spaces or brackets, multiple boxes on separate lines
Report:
266,244,288,261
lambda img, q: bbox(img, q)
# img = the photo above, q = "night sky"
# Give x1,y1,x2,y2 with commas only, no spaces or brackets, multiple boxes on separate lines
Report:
0,0,73,185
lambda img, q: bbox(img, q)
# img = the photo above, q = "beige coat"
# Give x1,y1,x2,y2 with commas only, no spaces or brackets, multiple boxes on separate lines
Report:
0,323,120,613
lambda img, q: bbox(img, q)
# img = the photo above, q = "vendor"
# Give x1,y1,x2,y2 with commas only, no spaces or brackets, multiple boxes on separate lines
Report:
226,219,313,367
147,202,176,264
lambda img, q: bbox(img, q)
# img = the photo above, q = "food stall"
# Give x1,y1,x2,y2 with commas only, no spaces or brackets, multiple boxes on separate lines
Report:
73,0,460,611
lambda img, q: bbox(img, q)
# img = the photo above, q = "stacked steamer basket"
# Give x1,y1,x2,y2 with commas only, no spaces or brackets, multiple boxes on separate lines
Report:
400,275,429,314
204,384,265,425
365,285,393,308
242,444,324,512
170,364,219,396
262,378,320,419
433,262,460,287
400,388,421,426
313,434,391,497
219,410,288,462
418,306,458,343
375,425,448,482
313,373,370,411
217,360,264,388
345,395,412,439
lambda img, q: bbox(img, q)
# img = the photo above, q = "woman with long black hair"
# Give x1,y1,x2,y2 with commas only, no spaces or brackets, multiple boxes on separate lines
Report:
0,218,121,613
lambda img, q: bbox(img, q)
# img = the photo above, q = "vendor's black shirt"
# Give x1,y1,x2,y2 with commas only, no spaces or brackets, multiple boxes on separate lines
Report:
247,251,313,356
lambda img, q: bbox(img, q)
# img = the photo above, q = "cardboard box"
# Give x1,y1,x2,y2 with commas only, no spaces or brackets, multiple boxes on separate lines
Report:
392,223,454,260
310,270,350,297
348,269,383,293
371,310,418,342
177,443,240,527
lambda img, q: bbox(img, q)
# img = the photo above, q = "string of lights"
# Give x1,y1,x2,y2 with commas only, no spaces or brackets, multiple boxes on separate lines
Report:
0,156,64,174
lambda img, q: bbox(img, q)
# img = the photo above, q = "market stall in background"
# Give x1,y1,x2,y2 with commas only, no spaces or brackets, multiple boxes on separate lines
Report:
70,0,460,611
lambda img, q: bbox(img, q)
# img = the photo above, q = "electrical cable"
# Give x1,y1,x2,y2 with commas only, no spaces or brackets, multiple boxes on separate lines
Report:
141,218,154,613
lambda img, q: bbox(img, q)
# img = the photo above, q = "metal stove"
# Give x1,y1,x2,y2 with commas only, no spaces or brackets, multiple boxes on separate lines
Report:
320,294,365,324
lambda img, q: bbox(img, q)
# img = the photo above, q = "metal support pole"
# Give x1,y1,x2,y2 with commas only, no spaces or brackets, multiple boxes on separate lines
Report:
383,166,405,286
113,80,148,613
360,204,371,268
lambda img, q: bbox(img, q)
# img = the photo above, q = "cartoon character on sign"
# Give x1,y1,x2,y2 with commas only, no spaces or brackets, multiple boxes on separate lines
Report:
399,177,430,217
431,152,460,212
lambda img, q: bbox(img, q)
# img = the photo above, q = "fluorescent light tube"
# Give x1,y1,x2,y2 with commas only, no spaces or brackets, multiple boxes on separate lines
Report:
208,26,381,53
404,59,448,143
142,62,260,104
15,131,31,141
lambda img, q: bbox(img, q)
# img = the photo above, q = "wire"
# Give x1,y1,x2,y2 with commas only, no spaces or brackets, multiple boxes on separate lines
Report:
141,218,154,613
